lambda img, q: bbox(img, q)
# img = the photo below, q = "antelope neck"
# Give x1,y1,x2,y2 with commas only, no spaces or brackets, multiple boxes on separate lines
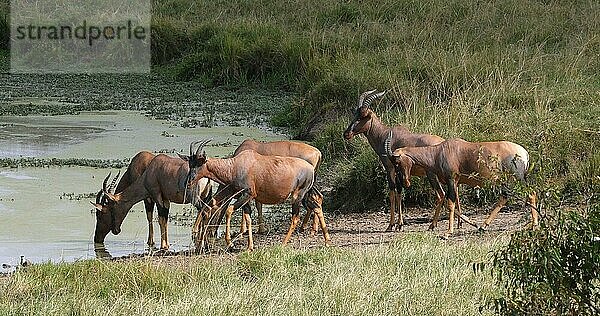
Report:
204,158,235,185
112,178,149,213
363,115,388,153
404,146,437,170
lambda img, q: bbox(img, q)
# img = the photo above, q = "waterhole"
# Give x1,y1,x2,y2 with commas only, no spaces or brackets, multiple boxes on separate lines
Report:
0,110,282,271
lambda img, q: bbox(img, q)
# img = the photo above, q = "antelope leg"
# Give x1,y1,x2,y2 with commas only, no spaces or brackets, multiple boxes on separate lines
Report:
446,199,456,238
256,201,267,234
224,205,235,248
314,206,330,245
395,189,403,230
229,194,254,250
527,192,539,228
481,196,508,229
144,199,155,248
386,190,396,231
300,207,312,232
427,174,445,231
157,200,170,250
311,210,319,237
243,212,254,251
283,202,302,245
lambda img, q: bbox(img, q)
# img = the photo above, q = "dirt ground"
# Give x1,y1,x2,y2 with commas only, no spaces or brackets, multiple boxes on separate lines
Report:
161,204,531,257
231,206,530,251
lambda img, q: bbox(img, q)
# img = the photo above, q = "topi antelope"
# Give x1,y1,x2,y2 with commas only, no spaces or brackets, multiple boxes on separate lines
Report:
385,132,539,237
92,151,157,247
183,140,330,251
232,139,323,235
92,147,212,250
343,89,444,231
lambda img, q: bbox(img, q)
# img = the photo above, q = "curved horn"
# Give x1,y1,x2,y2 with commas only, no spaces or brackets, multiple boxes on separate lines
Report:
102,172,112,192
95,190,103,204
385,130,393,157
194,139,212,156
109,170,121,193
358,89,377,109
189,140,204,156
363,90,387,109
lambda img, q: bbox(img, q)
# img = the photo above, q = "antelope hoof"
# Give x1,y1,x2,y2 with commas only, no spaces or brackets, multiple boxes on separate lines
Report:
478,225,488,233
428,223,436,231
257,226,267,235
386,224,395,232
395,223,403,231
440,231,451,240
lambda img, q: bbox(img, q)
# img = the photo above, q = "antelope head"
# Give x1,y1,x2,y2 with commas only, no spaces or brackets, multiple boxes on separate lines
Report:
91,171,121,243
385,131,412,188
180,139,212,189
343,89,386,140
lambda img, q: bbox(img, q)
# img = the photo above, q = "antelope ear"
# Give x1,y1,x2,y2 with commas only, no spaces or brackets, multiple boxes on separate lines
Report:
104,192,117,202
359,107,371,118
387,153,401,165
177,153,190,161
196,153,207,164
90,201,105,211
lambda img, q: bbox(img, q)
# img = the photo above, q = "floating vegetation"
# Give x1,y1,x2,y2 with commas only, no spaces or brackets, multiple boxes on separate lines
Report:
160,131,176,137
154,149,179,154
59,192,97,201
0,157,129,169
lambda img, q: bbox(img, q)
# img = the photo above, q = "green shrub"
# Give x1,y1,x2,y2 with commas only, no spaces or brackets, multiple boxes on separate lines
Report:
492,200,600,315
325,144,387,212
170,23,310,89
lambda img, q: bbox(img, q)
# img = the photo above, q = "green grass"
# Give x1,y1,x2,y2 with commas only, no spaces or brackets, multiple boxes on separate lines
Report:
0,233,501,315
146,0,600,209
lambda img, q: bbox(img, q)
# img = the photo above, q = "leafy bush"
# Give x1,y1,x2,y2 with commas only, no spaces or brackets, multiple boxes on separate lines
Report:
325,145,387,212
492,199,600,315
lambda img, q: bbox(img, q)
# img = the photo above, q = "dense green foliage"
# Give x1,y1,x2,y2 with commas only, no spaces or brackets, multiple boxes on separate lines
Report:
149,0,600,210
492,200,600,315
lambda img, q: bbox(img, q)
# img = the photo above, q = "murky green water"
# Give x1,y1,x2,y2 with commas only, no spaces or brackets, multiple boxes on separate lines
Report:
0,110,282,270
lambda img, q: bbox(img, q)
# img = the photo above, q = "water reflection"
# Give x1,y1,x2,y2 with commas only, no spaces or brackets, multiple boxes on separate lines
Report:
0,119,105,158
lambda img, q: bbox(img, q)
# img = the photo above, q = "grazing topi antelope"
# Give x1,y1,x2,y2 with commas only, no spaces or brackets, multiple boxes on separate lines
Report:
92,151,157,247
92,147,212,250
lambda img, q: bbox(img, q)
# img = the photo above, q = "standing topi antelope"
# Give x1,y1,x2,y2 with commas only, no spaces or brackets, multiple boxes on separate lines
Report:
385,132,539,237
183,140,330,251
343,89,444,231
232,139,323,235
92,145,212,250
